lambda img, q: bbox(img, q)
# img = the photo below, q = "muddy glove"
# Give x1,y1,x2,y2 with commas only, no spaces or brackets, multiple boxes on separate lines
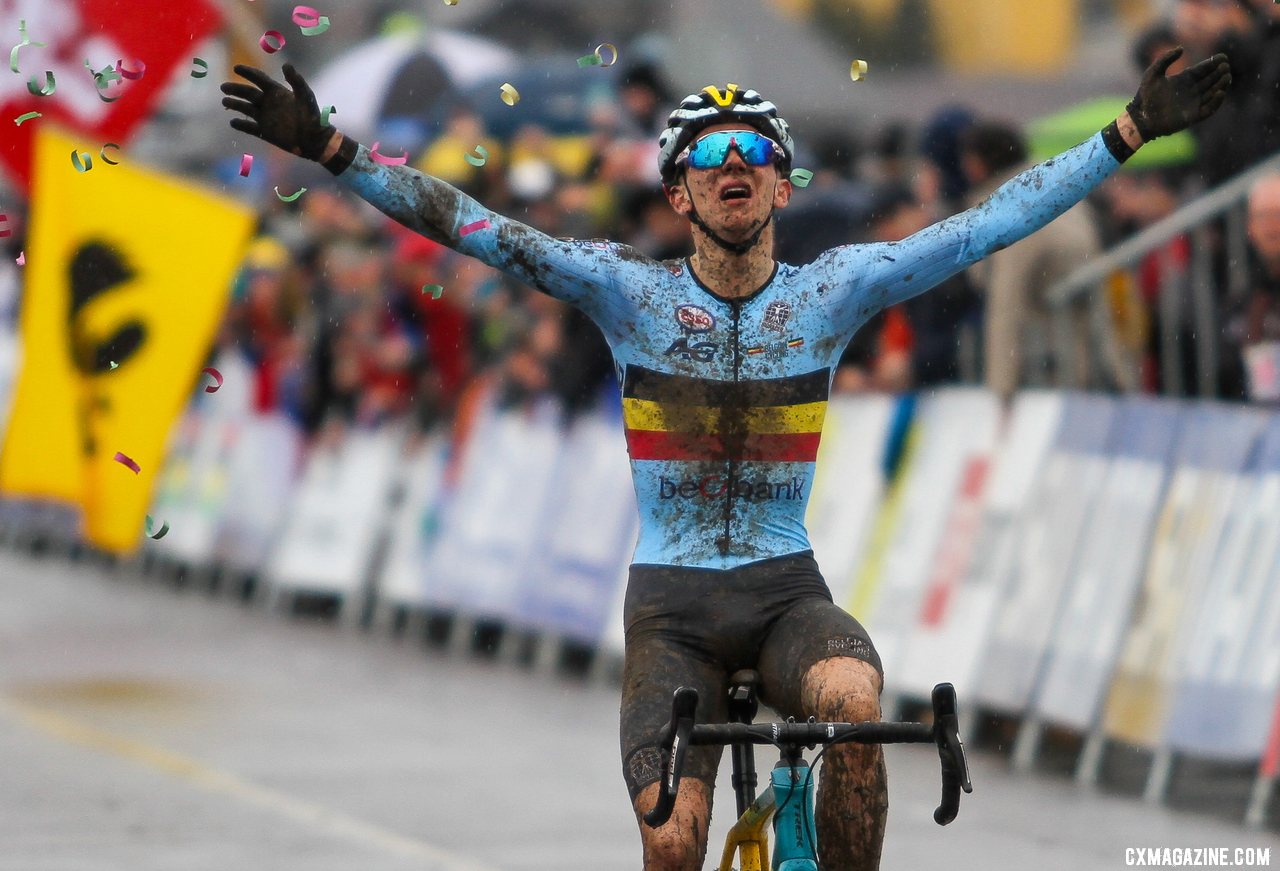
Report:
1127,47,1231,141
221,64,356,173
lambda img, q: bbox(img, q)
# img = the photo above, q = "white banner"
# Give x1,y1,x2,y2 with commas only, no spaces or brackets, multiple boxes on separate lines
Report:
1103,406,1267,747
977,394,1119,713
264,425,403,596
1034,397,1181,730
215,412,303,574
806,394,894,610
853,388,1000,683
424,397,564,618
377,434,449,608
516,412,639,643
1166,414,1280,759
898,390,1064,697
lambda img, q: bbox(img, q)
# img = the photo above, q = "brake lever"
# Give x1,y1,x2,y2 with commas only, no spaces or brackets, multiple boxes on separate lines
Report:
930,682,973,826
643,686,699,828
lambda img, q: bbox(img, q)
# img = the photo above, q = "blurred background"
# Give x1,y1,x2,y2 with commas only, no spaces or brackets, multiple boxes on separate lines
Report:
2,0,1280,867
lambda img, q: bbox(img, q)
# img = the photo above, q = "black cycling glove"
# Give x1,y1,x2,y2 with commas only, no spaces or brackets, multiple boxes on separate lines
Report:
1127,47,1231,141
221,64,357,174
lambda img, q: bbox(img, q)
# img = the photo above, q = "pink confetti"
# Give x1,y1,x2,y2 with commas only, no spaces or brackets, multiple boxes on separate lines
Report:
201,366,224,393
239,153,253,177
369,141,408,166
15,251,24,266
113,452,141,474
259,30,286,53
459,218,491,236
292,5,323,25
115,58,146,81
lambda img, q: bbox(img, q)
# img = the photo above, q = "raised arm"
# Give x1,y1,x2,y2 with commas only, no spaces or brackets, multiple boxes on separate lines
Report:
821,47,1231,333
220,64,635,326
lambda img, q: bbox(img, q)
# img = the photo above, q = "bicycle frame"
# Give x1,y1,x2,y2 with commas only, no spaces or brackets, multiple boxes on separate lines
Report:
645,677,972,871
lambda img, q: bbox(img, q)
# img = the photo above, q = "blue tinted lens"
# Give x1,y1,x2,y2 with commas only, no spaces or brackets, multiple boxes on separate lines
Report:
682,130,777,170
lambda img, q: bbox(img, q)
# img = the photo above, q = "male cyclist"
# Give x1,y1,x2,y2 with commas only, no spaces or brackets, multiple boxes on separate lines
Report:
222,47,1229,870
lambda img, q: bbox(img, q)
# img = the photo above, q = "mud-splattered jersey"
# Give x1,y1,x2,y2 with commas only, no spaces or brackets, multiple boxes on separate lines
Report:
341,132,1120,569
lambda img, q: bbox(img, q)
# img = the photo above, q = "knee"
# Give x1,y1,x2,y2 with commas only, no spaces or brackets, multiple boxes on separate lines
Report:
634,781,711,871
803,658,883,723
642,828,704,871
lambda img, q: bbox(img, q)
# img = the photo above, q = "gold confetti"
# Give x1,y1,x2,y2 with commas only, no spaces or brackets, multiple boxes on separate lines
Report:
499,82,519,107
850,59,868,82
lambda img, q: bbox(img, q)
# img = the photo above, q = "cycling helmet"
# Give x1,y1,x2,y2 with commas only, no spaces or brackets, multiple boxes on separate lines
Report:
657,84,794,184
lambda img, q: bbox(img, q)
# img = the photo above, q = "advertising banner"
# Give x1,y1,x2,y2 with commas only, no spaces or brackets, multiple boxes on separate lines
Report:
377,435,449,609
898,390,1064,696
977,394,1118,712
1165,414,1280,759
1034,397,1181,730
1103,406,1266,747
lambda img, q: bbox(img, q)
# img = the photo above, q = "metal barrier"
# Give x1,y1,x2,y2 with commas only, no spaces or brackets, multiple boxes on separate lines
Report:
1047,153,1280,398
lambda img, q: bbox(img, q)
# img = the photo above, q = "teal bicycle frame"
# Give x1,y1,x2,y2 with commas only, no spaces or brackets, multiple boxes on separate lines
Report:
769,760,820,870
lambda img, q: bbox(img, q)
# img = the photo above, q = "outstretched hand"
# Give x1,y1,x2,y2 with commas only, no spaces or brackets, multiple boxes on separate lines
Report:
220,64,335,162
1127,47,1231,142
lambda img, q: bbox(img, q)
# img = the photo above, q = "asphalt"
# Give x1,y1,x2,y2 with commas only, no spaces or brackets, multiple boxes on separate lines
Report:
0,548,1276,871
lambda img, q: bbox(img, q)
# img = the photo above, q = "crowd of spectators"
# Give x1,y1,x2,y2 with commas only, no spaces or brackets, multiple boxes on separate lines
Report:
5,0,1280,456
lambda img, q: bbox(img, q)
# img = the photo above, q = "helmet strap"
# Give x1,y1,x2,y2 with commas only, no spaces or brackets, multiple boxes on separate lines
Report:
686,198,773,256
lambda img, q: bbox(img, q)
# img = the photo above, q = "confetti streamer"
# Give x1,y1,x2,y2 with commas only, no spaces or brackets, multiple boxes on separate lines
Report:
15,251,24,266
191,57,209,78
576,52,602,68
239,153,253,176
109,361,118,370
14,111,41,125
499,83,519,106
422,284,444,299
26,72,55,96
463,145,488,166
9,19,47,75
788,168,814,188
369,142,408,165
259,30,286,53
594,43,618,67
459,218,490,236
201,367,224,393
292,7,332,36
71,150,93,172
85,61,122,102
849,59,868,82
274,185,306,202
99,143,122,165
113,452,141,474
116,58,146,81
145,515,170,540
321,105,336,126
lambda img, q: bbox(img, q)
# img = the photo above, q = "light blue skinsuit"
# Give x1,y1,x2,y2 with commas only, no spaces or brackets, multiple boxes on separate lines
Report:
337,132,1120,570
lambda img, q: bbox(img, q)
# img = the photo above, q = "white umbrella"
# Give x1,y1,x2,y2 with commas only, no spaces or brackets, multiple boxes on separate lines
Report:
310,30,519,143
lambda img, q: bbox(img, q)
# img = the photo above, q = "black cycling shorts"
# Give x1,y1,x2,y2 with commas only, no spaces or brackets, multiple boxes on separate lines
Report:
619,550,881,803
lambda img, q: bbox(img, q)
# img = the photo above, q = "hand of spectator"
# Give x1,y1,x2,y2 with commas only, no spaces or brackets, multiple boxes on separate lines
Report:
1126,47,1231,142
221,64,337,162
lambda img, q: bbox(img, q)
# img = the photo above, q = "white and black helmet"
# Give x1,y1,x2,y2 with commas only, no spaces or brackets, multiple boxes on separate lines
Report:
657,84,794,184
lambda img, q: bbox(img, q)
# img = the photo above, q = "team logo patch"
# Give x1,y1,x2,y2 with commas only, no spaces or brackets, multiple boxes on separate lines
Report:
675,304,716,333
761,300,793,332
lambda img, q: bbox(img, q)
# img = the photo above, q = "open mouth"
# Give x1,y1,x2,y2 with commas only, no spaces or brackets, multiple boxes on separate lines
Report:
720,185,751,202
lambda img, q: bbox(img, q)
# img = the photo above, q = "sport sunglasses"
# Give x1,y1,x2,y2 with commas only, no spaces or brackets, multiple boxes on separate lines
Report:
676,129,784,171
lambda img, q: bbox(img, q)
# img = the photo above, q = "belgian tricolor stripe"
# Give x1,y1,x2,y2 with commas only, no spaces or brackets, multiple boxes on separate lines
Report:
621,365,829,463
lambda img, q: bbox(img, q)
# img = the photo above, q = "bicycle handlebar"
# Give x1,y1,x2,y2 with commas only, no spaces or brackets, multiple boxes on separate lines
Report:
642,682,972,829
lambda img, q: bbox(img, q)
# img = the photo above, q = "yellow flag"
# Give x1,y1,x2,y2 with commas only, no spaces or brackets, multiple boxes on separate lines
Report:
0,128,254,552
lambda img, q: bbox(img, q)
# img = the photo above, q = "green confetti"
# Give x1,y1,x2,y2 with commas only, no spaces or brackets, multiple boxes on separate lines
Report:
422,284,444,299
463,145,488,167
99,143,122,165
789,168,814,188
109,361,118,370
299,17,331,36
9,19,47,75
274,185,307,202
26,71,55,96
321,105,336,126
576,53,602,68
71,150,93,172
13,111,41,126
145,515,170,540
190,57,209,78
